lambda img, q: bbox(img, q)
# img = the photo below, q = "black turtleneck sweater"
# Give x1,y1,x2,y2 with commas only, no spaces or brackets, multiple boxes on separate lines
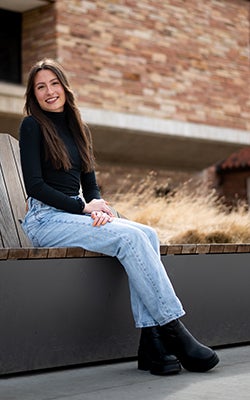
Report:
19,111,101,214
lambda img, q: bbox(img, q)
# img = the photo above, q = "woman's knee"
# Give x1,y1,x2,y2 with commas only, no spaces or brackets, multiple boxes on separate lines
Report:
140,224,159,242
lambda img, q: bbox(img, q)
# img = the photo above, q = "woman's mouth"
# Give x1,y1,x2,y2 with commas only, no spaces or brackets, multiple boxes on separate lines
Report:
46,96,59,104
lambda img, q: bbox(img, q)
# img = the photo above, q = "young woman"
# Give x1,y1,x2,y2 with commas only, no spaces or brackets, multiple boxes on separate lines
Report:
19,58,219,376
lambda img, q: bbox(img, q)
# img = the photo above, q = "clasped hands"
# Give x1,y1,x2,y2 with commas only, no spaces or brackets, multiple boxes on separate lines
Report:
83,198,115,227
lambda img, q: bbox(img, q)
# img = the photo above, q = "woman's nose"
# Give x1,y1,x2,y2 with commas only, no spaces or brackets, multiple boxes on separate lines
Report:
46,85,54,95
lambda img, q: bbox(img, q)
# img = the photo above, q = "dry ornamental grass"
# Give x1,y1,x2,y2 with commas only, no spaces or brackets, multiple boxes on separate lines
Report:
109,173,250,245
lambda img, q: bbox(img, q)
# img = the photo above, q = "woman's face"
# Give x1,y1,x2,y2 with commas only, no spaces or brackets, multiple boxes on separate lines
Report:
34,69,66,112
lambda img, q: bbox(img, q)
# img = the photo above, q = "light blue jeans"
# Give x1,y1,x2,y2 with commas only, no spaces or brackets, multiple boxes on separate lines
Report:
21,198,185,328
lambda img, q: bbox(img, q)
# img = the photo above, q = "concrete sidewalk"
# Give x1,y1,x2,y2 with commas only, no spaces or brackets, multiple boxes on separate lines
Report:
0,345,250,400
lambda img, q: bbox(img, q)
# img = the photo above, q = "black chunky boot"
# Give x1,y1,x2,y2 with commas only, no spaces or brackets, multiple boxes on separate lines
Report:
138,326,181,375
160,319,219,372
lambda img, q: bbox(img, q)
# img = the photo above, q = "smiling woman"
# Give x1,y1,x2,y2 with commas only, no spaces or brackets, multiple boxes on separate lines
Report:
19,58,219,377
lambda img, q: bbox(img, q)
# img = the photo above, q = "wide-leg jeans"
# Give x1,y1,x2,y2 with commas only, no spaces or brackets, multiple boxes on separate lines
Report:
21,198,185,328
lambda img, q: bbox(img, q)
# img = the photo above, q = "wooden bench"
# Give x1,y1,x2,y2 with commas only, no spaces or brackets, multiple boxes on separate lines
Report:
1,133,250,375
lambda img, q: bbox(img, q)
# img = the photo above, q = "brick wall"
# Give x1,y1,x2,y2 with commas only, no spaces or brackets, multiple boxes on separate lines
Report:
22,0,250,131
22,4,57,81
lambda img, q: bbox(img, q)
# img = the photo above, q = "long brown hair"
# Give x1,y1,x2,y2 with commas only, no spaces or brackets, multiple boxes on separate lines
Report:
24,58,94,171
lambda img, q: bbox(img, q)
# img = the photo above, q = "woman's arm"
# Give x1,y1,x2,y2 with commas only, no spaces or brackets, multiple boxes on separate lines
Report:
80,170,114,218
80,170,101,203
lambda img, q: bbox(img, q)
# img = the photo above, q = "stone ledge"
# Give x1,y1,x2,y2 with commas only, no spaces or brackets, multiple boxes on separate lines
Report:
81,107,250,146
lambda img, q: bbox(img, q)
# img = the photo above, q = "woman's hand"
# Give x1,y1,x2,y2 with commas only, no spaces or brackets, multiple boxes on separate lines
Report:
91,211,114,226
83,198,114,216
83,199,115,226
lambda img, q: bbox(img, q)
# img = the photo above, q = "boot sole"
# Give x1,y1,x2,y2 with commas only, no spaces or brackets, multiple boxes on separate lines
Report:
180,352,219,372
138,359,182,375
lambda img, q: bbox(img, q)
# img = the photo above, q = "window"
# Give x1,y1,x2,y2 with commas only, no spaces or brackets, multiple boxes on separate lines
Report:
0,9,21,84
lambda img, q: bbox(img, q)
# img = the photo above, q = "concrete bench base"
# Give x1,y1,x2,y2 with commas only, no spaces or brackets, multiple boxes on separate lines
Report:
163,252,250,347
0,252,250,375
0,257,137,375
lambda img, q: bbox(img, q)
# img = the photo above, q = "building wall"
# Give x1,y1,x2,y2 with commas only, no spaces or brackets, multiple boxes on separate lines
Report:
22,0,250,132
22,4,57,76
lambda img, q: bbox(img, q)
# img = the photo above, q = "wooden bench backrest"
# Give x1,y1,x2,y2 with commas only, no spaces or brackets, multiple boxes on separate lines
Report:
0,133,30,248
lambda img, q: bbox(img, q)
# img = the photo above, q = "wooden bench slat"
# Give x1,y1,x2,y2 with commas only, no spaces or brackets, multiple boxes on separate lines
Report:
237,244,250,253
0,231,3,247
48,247,67,258
66,247,86,258
7,248,29,259
27,248,49,259
209,244,225,254
0,166,21,247
0,134,30,247
195,244,211,254
167,245,183,255
0,249,8,260
9,134,27,200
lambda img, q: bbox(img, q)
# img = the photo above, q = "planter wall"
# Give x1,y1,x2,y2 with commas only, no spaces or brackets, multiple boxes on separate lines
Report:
0,244,249,375
163,252,250,347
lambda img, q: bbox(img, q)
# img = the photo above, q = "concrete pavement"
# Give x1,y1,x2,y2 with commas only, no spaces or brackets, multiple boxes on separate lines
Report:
0,345,250,400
